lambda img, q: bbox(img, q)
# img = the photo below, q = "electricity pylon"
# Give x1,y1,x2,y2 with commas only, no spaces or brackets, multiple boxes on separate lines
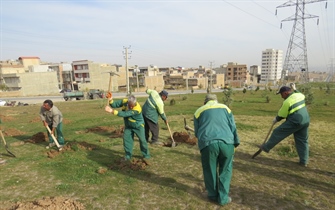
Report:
277,0,327,83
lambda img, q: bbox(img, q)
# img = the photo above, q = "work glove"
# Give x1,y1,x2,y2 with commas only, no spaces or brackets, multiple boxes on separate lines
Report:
273,117,278,124
106,92,112,99
290,83,296,90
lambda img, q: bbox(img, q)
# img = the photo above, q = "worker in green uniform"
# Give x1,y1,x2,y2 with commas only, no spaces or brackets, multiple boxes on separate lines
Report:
39,99,65,149
142,89,168,145
194,94,240,206
105,95,150,163
261,83,310,167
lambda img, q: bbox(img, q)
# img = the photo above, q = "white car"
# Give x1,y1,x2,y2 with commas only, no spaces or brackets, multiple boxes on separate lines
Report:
0,100,6,106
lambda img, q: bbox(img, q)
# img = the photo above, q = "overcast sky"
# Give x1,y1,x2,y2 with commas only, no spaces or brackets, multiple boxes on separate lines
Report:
1,0,333,72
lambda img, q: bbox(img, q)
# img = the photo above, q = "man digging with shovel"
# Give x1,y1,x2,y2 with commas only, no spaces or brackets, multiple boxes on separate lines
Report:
258,83,310,167
39,100,65,150
142,89,169,145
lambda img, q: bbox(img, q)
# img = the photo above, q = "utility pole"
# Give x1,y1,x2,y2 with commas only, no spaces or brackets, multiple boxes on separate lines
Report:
123,46,131,94
277,0,327,84
135,65,140,92
325,58,334,82
186,71,189,91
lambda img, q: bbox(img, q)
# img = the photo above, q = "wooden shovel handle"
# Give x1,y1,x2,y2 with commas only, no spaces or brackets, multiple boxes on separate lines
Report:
45,126,61,149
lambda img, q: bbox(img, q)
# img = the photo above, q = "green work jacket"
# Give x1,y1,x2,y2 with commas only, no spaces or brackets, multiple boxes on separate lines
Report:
276,91,310,125
110,99,145,129
193,100,240,151
142,89,167,124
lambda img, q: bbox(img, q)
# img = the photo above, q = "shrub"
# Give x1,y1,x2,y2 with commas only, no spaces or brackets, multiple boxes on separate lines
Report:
170,98,176,106
222,88,233,107
300,84,314,105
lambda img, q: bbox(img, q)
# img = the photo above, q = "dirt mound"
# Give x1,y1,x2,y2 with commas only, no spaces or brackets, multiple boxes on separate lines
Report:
46,141,97,158
26,132,48,144
7,196,85,210
164,131,197,147
110,157,149,171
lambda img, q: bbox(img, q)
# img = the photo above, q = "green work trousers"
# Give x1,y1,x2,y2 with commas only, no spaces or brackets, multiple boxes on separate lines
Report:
123,126,150,160
47,123,65,145
263,120,309,164
200,140,234,205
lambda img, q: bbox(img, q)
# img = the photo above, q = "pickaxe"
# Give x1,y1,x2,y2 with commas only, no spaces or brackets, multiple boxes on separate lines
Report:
102,71,120,105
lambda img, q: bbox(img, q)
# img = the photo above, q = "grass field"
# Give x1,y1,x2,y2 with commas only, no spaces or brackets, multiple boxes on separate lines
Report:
0,84,334,210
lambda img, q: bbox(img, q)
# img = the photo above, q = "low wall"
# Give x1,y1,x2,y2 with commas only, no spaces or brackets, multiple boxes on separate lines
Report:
0,91,22,97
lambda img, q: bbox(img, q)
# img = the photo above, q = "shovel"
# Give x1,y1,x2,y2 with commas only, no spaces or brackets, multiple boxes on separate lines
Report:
45,125,62,151
0,129,16,157
251,121,276,159
166,122,176,147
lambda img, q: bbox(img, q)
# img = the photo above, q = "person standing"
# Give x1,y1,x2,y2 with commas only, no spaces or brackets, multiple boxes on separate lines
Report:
105,95,150,163
142,89,168,145
39,99,65,148
261,83,310,167
194,94,240,206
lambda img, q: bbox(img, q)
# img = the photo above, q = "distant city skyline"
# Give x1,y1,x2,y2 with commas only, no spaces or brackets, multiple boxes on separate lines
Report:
1,0,333,72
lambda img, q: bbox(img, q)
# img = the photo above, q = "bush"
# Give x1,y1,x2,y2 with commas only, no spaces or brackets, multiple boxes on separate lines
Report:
170,98,176,106
222,88,233,107
300,84,314,105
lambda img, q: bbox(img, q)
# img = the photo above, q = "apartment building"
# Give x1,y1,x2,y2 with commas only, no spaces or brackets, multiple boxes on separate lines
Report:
0,58,59,96
18,57,41,71
49,63,73,90
72,60,120,92
249,65,261,84
225,62,250,87
260,49,283,85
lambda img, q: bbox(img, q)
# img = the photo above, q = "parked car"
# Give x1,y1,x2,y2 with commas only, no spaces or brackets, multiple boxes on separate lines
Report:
0,100,6,106
63,91,84,101
87,89,104,99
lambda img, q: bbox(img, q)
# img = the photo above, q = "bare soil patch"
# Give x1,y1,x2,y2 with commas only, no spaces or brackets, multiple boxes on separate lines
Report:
163,131,197,147
1,128,26,137
75,126,124,138
46,141,97,158
0,114,14,122
26,132,48,144
110,157,149,171
4,196,85,210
